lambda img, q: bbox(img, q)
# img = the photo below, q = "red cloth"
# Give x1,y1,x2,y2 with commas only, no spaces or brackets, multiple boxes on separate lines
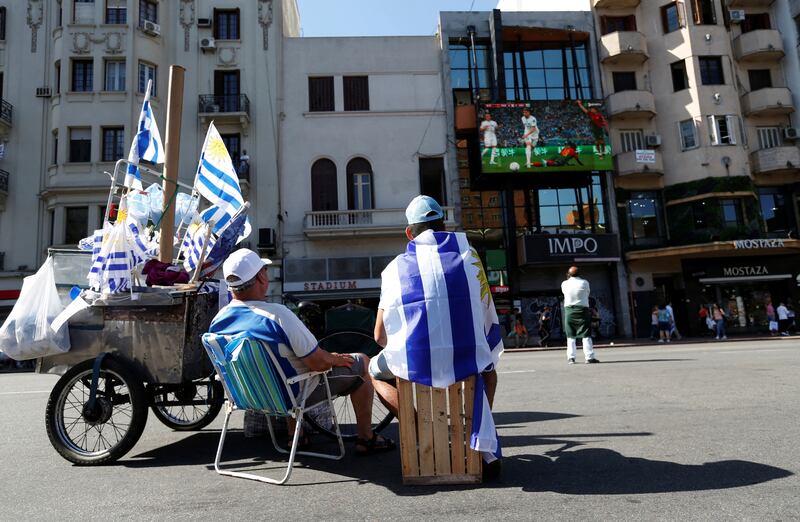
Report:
142,259,190,286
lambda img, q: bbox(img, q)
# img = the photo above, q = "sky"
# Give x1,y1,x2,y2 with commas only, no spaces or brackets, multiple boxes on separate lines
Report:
297,0,500,37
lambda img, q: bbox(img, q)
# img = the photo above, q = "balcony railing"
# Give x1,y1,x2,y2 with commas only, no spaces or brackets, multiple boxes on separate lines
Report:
614,150,664,177
741,87,794,117
0,169,8,194
750,146,800,175
605,90,656,119
304,207,455,238
0,99,12,128
593,0,640,7
198,94,250,116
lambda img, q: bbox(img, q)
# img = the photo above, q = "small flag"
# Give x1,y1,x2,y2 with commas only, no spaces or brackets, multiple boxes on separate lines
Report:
181,221,215,277
124,79,164,190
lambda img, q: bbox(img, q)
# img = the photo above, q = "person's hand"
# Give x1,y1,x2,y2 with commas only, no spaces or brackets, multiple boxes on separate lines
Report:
330,353,354,368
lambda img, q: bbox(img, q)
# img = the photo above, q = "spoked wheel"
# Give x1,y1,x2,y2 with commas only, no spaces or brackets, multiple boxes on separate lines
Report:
150,378,224,431
304,392,394,441
45,358,148,465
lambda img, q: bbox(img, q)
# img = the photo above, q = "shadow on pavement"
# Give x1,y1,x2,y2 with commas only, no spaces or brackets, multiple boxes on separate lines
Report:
493,411,579,426
594,358,694,364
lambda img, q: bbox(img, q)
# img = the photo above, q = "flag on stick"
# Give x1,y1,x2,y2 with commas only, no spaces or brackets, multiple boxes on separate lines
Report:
124,79,165,190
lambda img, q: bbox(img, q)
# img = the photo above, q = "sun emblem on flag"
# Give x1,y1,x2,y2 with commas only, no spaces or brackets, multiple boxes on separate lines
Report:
470,247,490,303
205,135,232,164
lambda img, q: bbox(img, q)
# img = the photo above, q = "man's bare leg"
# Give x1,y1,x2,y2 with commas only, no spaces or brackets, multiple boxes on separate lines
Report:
349,356,376,440
482,369,498,409
371,377,399,417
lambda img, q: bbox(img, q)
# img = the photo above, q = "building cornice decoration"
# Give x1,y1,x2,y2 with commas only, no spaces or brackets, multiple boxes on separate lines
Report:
217,47,239,67
72,32,124,55
179,0,196,52
26,0,43,53
258,0,273,50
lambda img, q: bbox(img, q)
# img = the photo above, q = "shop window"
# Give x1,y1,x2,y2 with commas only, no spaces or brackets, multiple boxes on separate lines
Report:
311,159,338,211
612,72,637,92
626,192,664,246
661,2,684,33
343,76,369,111
748,69,772,91
741,13,770,33
329,257,371,280
708,115,737,146
308,76,334,112
619,129,644,153
69,127,91,163
699,56,724,85
213,9,240,40
757,127,781,150
679,119,699,150
759,188,790,233
720,199,743,229
65,207,89,246
101,127,124,162
670,60,689,91
347,158,373,210
690,0,716,25
283,259,326,282
600,15,636,34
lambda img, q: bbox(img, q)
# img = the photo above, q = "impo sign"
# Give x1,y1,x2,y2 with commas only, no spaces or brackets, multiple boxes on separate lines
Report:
523,234,620,264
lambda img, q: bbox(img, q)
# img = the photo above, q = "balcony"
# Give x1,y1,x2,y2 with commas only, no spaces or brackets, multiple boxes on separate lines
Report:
198,94,250,133
304,207,456,238
740,87,794,117
750,146,800,176
0,169,8,212
0,99,12,137
605,90,656,120
614,150,664,177
593,0,640,7
733,30,784,62
599,31,648,66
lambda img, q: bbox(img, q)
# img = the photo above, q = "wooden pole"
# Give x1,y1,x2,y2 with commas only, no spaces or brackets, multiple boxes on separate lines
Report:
159,65,186,263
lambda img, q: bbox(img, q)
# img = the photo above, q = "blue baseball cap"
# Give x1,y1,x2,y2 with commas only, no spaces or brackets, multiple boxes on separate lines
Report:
405,195,444,225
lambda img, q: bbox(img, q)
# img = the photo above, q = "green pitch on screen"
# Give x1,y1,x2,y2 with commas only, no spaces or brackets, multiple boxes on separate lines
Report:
480,145,613,174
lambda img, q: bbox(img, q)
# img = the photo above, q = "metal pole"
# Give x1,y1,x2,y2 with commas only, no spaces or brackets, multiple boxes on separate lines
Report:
159,65,185,263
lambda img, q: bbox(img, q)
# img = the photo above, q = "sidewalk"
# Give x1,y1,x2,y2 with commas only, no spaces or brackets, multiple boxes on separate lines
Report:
504,333,796,353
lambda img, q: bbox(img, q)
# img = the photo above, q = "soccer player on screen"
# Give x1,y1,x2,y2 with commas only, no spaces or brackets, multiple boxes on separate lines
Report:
521,108,538,169
576,100,609,160
480,112,499,165
538,142,583,167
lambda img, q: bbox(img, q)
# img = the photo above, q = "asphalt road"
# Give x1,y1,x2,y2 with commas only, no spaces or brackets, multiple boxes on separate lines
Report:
1,339,798,521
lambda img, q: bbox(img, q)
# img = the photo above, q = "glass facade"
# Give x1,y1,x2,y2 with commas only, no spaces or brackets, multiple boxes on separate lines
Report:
503,45,592,101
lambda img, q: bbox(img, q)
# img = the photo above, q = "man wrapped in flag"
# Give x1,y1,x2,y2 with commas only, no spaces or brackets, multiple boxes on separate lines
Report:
124,79,164,190
371,196,504,475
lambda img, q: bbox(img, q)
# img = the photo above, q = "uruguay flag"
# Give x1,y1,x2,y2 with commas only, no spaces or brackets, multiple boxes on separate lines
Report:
379,230,504,462
124,79,164,190
193,123,249,241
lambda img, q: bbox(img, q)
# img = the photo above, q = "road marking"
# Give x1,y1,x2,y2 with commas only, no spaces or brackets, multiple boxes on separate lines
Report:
0,390,50,396
498,369,536,374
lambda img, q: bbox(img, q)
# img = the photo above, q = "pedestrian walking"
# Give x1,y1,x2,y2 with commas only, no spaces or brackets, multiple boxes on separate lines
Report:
666,301,682,340
657,304,671,343
698,304,710,336
561,266,599,364
777,302,790,336
712,304,727,340
538,306,552,347
650,306,659,340
513,313,528,348
766,297,778,336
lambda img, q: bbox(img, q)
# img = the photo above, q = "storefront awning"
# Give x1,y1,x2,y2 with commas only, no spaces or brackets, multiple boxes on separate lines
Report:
626,239,800,262
698,274,792,284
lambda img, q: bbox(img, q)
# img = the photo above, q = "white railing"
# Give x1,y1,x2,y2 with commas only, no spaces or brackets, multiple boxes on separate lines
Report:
305,207,455,231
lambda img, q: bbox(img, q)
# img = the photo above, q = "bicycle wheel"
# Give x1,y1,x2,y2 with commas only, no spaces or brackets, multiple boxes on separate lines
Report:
150,378,224,431
304,392,394,441
45,357,148,465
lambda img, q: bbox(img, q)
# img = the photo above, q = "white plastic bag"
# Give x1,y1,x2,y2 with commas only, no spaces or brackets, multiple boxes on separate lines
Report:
0,257,71,360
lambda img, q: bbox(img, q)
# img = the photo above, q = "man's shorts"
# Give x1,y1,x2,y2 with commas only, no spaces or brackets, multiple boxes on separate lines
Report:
369,350,497,382
484,135,497,147
524,134,539,146
306,353,366,404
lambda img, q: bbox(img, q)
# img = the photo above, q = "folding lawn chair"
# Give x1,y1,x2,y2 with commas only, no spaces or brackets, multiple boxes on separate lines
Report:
201,333,345,485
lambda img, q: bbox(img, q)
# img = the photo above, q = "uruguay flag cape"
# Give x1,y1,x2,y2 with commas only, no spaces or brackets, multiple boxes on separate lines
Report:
380,230,504,461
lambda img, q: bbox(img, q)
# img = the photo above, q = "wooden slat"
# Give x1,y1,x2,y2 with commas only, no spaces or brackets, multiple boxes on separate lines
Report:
403,474,482,486
431,388,451,476
448,381,466,475
397,378,419,478
463,375,482,476
416,384,435,477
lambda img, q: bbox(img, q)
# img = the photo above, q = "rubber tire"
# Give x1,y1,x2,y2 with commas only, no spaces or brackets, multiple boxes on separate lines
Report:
303,395,395,442
150,380,224,431
45,357,148,466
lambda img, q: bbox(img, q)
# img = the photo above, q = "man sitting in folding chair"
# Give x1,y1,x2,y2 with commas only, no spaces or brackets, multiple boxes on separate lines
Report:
205,249,395,482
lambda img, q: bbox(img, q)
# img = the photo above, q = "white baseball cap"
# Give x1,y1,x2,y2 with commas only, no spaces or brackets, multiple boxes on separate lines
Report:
222,249,272,289
405,195,444,225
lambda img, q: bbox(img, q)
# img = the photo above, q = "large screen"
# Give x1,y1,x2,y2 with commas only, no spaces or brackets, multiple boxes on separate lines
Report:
477,100,613,174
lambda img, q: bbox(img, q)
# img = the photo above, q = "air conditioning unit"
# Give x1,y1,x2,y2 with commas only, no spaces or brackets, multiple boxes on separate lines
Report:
197,17,212,28
200,37,216,52
645,134,662,147
35,87,52,98
142,20,161,36
729,10,746,23
629,272,654,292
258,228,277,254
784,127,799,140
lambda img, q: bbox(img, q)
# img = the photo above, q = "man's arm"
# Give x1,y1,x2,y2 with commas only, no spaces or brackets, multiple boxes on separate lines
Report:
277,307,354,372
302,349,354,372
374,308,387,347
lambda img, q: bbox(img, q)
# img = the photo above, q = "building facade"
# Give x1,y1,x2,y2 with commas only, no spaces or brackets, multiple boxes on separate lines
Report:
0,0,299,307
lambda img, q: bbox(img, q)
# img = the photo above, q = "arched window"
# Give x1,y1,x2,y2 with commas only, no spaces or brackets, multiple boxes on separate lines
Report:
346,157,373,210
310,159,338,211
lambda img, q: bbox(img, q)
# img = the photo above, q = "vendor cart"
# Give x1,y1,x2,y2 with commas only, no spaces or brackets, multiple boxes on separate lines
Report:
39,249,223,465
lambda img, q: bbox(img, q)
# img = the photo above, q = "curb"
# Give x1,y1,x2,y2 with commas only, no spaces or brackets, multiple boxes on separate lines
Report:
503,335,796,354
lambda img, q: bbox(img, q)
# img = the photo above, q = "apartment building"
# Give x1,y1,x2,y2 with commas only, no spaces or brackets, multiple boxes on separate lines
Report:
593,0,800,336
0,0,299,307
279,36,451,306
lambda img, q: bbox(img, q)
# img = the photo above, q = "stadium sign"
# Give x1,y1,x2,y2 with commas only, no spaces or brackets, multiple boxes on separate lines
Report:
283,279,381,292
522,233,620,264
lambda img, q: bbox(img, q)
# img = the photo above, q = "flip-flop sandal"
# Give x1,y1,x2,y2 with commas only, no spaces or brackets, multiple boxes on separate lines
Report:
355,433,396,456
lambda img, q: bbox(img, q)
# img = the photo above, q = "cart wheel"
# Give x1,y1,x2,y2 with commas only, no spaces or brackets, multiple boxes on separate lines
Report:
304,392,394,441
150,379,224,431
45,357,148,465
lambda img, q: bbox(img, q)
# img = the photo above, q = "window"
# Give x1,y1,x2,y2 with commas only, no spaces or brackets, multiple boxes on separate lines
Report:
0,6,6,41
105,0,127,24
670,60,689,91
69,128,91,162
419,157,446,206
720,199,743,228
308,76,334,112
220,133,241,169
626,192,664,246
692,200,712,229
73,0,94,24
699,57,724,85
503,44,593,101
53,130,58,164
55,60,61,94
343,76,369,111
104,60,126,91
448,42,492,96
539,189,581,230
619,129,644,153
138,62,156,95
214,70,240,110
347,158,373,210
311,159,338,211
65,207,89,246
213,9,240,40
101,127,124,162
691,0,716,25
748,69,772,91
741,13,770,33
139,0,158,26
661,2,684,33
759,188,789,233
71,59,94,92
612,72,637,92
679,119,699,150
757,127,781,150
600,15,636,34
709,115,737,146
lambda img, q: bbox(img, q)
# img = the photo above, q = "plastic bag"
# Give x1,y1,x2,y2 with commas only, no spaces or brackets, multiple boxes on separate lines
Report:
0,257,71,360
